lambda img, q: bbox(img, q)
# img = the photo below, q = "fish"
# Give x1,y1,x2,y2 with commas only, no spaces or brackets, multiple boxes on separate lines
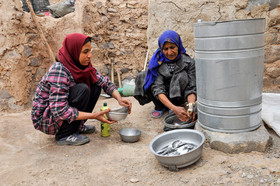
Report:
156,140,197,156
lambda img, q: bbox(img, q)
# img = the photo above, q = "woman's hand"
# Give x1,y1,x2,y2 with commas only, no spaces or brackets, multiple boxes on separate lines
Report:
76,110,116,124
189,111,196,122
158,93,190,121
117,98,132,114
173,106,190,122
94,109,116,124
112,89,132,114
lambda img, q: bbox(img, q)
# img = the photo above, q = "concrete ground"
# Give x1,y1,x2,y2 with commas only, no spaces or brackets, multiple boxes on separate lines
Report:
1,97,280,185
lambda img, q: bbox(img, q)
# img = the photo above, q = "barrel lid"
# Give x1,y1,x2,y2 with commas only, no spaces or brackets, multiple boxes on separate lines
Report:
193,18,265,27
193,18,266,38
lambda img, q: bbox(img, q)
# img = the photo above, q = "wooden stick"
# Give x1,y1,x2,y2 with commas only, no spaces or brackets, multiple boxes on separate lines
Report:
116,68,122,88
143,50,149,71
111,59,114,84
26,0,56,62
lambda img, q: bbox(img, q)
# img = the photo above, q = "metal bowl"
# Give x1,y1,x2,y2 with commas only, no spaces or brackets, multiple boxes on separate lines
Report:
164,113,196,131
106,107,129,121
150,129,205,171
119,128,141,143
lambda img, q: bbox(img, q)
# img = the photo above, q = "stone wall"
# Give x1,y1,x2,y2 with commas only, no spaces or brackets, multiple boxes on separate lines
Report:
0,0,279,112
147,0,280,92
0,0,148,111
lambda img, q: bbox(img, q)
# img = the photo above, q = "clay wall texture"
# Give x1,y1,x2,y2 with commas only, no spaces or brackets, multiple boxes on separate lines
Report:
0,0,148,111
0,0,279,111
147,0,280,93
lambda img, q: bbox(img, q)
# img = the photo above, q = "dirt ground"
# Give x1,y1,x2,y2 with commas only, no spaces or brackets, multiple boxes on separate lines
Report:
0,96,280,185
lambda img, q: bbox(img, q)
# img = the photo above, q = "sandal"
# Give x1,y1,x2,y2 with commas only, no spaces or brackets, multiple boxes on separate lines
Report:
151,110,165,118
168,110,174,115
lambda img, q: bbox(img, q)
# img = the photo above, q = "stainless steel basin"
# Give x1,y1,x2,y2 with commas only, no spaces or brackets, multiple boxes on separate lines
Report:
150,129,205,171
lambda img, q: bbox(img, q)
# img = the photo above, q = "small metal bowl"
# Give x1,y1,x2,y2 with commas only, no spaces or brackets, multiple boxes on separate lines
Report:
119,128,141,143
106,107,129,121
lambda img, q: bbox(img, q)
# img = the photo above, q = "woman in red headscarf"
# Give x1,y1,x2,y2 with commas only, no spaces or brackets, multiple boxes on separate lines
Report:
31,33,132,146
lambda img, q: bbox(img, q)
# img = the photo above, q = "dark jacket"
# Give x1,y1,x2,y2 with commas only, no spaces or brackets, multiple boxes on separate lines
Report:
134,70,150,105
151,54,196,101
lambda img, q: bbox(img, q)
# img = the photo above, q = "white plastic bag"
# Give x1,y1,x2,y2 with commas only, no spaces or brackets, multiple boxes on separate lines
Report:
262,93,280,136
47,0,75,18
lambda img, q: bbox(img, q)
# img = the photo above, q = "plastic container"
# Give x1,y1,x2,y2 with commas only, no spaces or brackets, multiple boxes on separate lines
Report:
118,83,135,97
100,102,110,137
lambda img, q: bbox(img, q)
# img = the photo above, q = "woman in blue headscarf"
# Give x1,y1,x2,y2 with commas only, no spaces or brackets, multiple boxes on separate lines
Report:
134,30,196,122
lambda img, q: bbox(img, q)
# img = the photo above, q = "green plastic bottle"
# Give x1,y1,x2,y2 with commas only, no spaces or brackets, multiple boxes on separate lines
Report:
100,102,110,137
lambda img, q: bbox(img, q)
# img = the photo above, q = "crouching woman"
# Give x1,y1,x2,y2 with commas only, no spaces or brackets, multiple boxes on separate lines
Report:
31,33,131,146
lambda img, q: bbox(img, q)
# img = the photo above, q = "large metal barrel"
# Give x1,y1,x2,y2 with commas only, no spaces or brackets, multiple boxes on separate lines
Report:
194,18,265,133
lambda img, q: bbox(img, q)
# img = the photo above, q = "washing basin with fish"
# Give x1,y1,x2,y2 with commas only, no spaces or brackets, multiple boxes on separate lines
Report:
149,129,205,171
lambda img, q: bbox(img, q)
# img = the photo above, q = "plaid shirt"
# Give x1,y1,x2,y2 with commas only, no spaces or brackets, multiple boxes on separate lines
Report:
31,62,116,135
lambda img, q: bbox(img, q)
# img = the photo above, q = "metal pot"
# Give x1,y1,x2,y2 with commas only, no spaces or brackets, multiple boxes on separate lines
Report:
164,113,196,131
149,129,205,171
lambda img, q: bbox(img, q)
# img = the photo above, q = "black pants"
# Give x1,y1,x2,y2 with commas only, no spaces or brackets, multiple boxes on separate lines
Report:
145,87,184,111
55,83,101,140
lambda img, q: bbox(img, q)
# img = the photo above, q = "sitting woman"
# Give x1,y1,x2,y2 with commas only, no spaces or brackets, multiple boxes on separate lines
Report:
31,33,132,146
134,30,196,122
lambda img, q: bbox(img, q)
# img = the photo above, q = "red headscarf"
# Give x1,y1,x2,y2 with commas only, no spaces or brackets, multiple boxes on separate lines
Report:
58,33,97,89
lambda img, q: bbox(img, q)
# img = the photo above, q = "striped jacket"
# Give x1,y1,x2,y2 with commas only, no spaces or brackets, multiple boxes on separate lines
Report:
31,62,116,135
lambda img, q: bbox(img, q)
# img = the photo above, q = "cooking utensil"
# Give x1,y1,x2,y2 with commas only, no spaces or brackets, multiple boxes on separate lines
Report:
119,128,141,143
106,107,129,121
150,129,205,171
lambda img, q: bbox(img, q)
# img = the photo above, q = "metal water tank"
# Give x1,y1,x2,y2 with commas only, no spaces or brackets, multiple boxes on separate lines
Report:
194,18,266,133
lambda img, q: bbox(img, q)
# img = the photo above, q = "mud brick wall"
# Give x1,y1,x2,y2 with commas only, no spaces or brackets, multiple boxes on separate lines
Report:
0,0,279,111
148,0,280,92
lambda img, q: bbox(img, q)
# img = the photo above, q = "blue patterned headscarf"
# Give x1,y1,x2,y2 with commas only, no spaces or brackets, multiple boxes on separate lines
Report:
143,30,186,91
